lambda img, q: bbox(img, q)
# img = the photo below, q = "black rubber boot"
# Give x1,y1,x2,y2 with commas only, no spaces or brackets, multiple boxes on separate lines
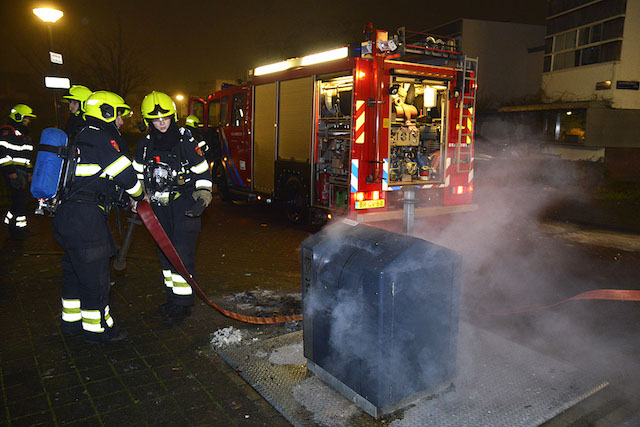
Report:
85,326,128,344
9,227,34,240
61,322,82,337
163,305,192,327
157,302,174,317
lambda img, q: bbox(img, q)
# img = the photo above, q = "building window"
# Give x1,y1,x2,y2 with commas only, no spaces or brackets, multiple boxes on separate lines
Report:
580,46,600,65
544,16,624,72
542,109,587,144
553,51,577,70
547,0,627,34
602,40,622,61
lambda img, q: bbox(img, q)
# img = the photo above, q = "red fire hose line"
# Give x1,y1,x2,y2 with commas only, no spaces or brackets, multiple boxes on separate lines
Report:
137,201,640,322
487,289,640,316
137,201,302,325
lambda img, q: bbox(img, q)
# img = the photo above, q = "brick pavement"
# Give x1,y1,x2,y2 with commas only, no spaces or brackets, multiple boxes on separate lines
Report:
0,200,297,426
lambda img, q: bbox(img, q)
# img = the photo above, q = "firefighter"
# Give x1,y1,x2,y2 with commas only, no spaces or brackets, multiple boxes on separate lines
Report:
184,114,211,163
62,85,92,139
134,91,212,326
52,91,145,343
1,104,36,239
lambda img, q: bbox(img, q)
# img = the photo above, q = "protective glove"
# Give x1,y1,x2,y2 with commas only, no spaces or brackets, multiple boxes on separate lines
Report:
185,190,212,217
192,189,212,207
130,193,149,214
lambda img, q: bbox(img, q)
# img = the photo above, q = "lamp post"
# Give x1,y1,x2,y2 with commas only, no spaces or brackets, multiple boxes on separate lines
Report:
175,94,185,119
33,7,64,128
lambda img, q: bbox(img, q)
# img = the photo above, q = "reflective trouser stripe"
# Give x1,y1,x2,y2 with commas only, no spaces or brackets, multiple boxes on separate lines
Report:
163,269,173,288
61,298,82,322
4,211,13,225
104,305,114,327
171,273,192,296
82,309,104,333
15,216,27,227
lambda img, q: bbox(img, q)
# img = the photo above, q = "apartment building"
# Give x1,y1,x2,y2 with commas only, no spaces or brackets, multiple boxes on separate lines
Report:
502,0,640,178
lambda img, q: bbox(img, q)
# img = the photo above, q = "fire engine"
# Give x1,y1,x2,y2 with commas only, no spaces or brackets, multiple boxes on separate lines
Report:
189,25,478,223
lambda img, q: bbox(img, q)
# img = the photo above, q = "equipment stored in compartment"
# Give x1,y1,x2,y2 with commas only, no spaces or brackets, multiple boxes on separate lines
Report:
188,24,477,223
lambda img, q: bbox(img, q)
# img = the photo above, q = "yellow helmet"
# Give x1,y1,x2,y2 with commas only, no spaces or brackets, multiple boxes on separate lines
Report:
84,91,131,123
63,85,92,110
141,91,177,124
9,104,37,123
185,114,201,128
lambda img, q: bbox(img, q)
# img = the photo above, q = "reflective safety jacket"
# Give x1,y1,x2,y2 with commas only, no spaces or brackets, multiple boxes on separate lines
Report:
66,119,144,206
133,126,212,200
65,112,86,141
0,124,34,177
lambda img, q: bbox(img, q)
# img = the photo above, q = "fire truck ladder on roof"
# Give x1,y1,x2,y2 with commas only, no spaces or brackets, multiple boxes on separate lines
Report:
456,56,478,173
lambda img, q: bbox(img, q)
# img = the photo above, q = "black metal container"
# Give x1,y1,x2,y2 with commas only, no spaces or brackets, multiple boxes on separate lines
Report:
302,219,462,417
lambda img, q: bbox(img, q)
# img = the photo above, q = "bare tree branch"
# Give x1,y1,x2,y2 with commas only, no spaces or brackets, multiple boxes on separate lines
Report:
73,15,148,98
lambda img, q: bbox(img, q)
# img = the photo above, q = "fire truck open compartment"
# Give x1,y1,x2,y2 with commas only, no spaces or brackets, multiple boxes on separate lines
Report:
388,76,447,185
313,72,354,211
190,25,478,223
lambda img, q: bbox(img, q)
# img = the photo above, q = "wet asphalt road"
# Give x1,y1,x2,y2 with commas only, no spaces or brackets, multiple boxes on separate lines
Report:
2,172,640,425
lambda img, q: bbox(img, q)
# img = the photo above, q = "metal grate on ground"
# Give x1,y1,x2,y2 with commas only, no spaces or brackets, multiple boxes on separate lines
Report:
214,322,609,426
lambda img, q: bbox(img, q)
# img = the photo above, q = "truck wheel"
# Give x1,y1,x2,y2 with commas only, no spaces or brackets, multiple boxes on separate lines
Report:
214,162,231,201
283,177,308,224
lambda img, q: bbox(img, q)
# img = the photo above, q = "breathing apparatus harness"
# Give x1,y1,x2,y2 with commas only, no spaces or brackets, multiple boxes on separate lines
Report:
56,125,130,215
142,130,194,206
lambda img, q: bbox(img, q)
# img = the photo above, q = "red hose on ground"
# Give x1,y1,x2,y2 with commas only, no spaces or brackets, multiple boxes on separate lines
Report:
137,200,302,325
137,201,640,321
488,289,640,316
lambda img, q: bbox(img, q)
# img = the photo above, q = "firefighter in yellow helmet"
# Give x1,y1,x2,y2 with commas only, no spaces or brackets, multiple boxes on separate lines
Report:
62,85,92,139
184,114,211,162
1,104,36,239
52,91,146,343
133,91,212,326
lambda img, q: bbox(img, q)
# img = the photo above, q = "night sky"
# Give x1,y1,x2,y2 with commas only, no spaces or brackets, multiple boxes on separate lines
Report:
0,0,547,128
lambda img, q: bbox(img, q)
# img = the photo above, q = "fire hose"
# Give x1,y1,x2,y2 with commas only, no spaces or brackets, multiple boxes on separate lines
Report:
127,203,638,323
488,289,640,316
136,200,302,325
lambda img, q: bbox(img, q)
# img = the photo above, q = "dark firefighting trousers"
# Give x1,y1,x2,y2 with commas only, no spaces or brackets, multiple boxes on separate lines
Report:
52,201,118,339
3,171,30,230
152,194,201,307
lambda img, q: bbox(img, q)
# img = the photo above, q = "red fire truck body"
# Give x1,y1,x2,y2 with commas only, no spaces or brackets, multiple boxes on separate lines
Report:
190,27,477,223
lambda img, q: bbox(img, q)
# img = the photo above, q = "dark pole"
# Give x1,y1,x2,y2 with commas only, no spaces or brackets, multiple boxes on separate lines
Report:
47,25,61,129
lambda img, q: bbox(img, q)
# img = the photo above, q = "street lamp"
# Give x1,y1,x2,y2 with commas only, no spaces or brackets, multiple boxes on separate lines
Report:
175,94,185,118
33,8,63,23
33,7,64,128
